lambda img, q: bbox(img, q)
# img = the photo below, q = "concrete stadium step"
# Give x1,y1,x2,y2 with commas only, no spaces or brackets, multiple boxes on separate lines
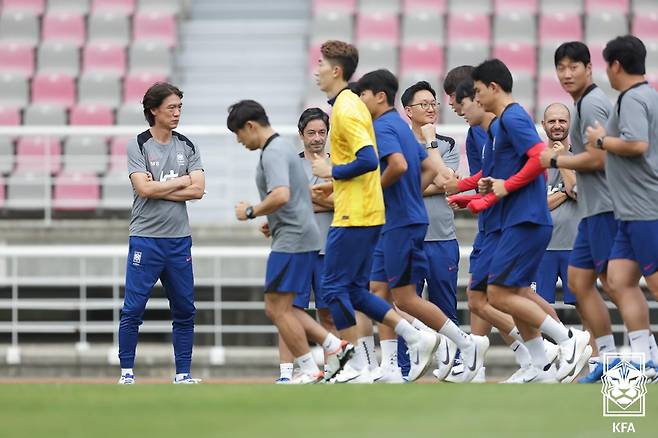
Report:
191,0,309,20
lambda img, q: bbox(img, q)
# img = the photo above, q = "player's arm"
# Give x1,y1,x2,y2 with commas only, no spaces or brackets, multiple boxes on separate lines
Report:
420,156,439,191
161,170,206,201
547,191,568,210
597,137,648,156
311,187,334,211
548,147,606,172
558,167,577,199
381,152,407,188
235,186,290,220
130,172,191,199
587,95,650,157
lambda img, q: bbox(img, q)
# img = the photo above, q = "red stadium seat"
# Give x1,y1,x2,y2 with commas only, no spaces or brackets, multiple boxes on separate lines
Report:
539,13,582,46
31,73,76,108
537,74,569,106
447,13,490,44
91,0,136,16
53,171,101,211
312,0,357,15
0,106,21,125
633,13,658,43
82,42,127,76
356,13,399,45
70,104,114,125
402,0,447,15
0,43,34,77
109,136,130,172
494,0,538,14
42,12,86,47
400,42,444,76
493,42,536,76
123,72,166,103
2,0,46,15
15,136,62,174
133,13,177,48
584,0,629,14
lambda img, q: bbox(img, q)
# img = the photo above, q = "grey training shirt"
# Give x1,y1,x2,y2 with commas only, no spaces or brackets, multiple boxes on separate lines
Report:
256,134,321,253
424,134,459,241
546,164,580,250
127,130,203,238
299,151,333,254
605,82,658,221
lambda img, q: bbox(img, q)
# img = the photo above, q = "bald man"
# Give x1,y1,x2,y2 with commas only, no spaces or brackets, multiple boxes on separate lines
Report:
533,103,579,307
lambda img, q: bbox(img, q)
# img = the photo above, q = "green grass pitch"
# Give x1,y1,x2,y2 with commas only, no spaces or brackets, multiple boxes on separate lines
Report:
1,384,656,438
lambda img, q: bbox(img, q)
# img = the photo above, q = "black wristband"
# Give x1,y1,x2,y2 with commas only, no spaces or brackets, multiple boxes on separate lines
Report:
245,206,256,219
550,156,559,169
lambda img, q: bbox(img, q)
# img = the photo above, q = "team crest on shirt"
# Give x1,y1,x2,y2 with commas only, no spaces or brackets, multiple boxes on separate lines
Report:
176,152,186,165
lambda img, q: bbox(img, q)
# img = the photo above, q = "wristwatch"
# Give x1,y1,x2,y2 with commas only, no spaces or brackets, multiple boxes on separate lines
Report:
245,206,256,219
426,140,438,149
596,136,606,149
550,154,559,169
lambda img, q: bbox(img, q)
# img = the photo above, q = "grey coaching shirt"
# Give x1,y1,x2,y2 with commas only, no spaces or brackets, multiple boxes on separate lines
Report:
570,85,614,218
256,134,321,253
605,82,658,221
424,134,459,241
299,151,333,254
127,130,203,238
546,164,580,250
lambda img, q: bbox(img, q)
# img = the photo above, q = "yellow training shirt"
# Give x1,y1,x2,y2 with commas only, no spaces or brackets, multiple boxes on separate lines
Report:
329,89,385,227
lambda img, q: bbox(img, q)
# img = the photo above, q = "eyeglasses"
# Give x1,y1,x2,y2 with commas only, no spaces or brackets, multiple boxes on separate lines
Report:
408,101,439,110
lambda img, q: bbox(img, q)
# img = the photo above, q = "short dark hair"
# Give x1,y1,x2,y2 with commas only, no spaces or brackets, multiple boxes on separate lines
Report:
400,81,436,107
226,100,270,132
603,35,646,75
321,40,359,81
455,79,475,104
297,107,330,134
554,41,591,67
472,59,514,93
142,82,183,127
356,69,398,106
443,65,474,95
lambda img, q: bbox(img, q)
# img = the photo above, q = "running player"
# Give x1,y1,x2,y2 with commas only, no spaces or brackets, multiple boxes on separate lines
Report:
311,41,438,383
120,82,205,384
586,35,658,376
229,100,352,384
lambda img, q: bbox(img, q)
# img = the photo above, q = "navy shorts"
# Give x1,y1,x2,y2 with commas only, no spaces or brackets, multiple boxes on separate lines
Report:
418,239,459,324
468,231,485,274
370,224,429,288
265,251,318,294
609,219,658,277
534,250,576,305
293,254,328,309
488,223,552,289
469,231,501,292
569,212,618,274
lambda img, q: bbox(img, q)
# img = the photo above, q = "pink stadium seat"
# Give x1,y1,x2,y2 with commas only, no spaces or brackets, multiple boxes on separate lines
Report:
447,13,490,44
585,0,629,14
123,72,166,103
2,0,46,15
53,171,101,211
91,0,135,16
312,0,356,15
0,43,34,77
0,106,21,125
42,12,86,47
400,42,444,75
31,73,76,108
589,42,606,72
537,74,569,105
402,0,447,14
15,136,62,174
493,43,536,76
133,13,177,48
70,104,114,125
356,13,399,44
109,136,130,171
495,0,538,14
82,42,127,76
539,13,582,46
633,14,658,42
308,44,322,73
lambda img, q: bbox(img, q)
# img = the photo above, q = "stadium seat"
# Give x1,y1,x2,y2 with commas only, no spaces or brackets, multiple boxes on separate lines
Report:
46,0,90,15
82,43,127,77
129,42,172,76
2,0,46,16
538,43,561,74
449,0,492,14
109,136,130,172
0,12,40,47
0,73,29,109
633,0,658,13
588,42,607,73
91,0,135,16
123,72,165,103
312,0,357,15
400,42,444,76
514,74,535,103
23,104,67,125
0,106,21,126
15,136,62,174
402,0,447,15
6,172,50,210
359,0,401,14
0,175,5,208
37,42,80,76
133,13,177,48
117,103,145,125
32,73,76,108
535,74,571,119
447,13,490,44
101,171,132,209
494,0,538,14
63,136,108,173
307,44,322,73
356,13,400,45
585,13,629,45
69,104,114,125
540,0,582,14
493,43,536,76
633,14,658,43
53,171,101,211
0,136,15,175
88,13,130,46
0,43,34,78
646,42,658,72
78,73,121,108
137,0,182,16
41,12,86,47
355,43,399,76
310,12,354,44
539,13,582,47
446,42,489,70
584,0,629,14
401,10,445,45
493,12,536,45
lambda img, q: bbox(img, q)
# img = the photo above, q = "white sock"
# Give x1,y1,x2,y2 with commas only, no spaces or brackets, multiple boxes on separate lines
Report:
649,334,658,363
589,356,600,372
525,336,550,369
349,344,368,371
279,363,293,380
628,329,651,361
296,352,320,375
539,316,570,343
439,319,471,350
121,368,133,376
321,333,341,353
175,373,190,380
595,334,617,356
358,336,377,370
394,320,420,344
508,327,523,343
510,340,532,368
411,318,434,333
380,339,398,367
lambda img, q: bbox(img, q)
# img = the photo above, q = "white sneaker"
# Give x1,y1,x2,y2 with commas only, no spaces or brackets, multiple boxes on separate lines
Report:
519,363,558,383
443,359,464,383
332,363,373,384
406,330,439,382
459,335,490,383
544,339,559,364
433,334,457,381
561,345,593,383
501,366,532,384
369,366,383,381
325,340,355,381
290,370,324,384
472,366,486,383
173,374,201,384
375,365,405,383
118,373,135,385
556,329,591,382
